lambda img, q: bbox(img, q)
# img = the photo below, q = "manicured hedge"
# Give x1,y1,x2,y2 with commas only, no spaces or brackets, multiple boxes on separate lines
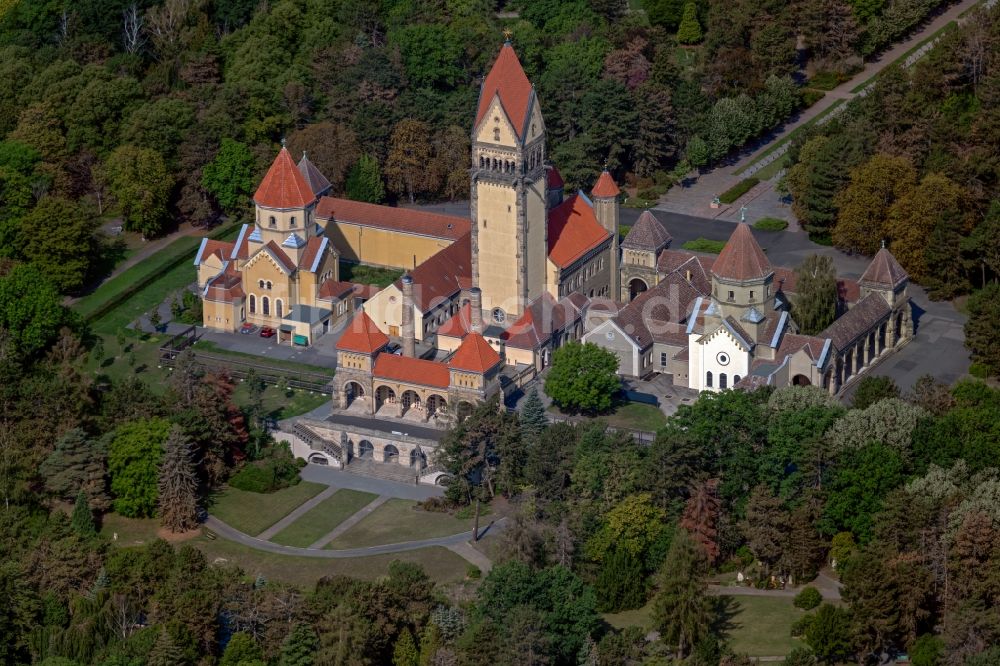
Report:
754,217,789,231
682,238,727,254
718,178,759,204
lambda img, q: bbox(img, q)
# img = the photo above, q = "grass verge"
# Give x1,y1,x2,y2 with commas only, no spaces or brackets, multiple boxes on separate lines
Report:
549,401,666,432
231,382,329,421
754,217,789,231
326,498,475,549
271,489,378,547
682,238,727,254
209,482,326,536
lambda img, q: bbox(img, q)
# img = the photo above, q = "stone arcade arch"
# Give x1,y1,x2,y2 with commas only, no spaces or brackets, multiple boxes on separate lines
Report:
358,440,374,458
628,278,648,301
456,401,475,423
383,444,399,463
343,381,366,408
400,390,421,416
792,374,811,386
426,394,447,419
375,385,396,412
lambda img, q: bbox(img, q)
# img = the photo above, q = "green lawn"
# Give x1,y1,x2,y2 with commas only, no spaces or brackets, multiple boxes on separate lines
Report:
270,489,377,547
339,261,403,288
100,513,161,546
231,382,330,420
604,595,806,657
208,482,326,536
326,498,476,549
753,217,789,231
682,238,727,254
549,402,666,431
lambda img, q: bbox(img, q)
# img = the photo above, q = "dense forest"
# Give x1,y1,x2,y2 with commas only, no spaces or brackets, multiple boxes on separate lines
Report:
0,0,959,292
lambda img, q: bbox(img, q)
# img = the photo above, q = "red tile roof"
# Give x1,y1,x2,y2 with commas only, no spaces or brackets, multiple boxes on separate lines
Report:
501,293,584,350
476,43,533,139
712,223,771,281
547,166,564,189
860,247,908,289
195,239,235,265
204,272,244,303
547,194,611,269
403,234,472,312
591,171,620,198
336,311,389,354
449,333,501,373
254,147,316,209
298,237,326,272
373,354,451,389
317,279,355,301
438,302,473,338
261,241,295,273
315,197,469,240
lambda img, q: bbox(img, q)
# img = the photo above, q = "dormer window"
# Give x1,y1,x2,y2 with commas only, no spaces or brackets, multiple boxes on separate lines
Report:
269,216,276,227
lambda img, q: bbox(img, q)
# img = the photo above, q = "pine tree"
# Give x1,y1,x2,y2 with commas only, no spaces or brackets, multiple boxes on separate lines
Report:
279,624,318,666
71,490,96,536
148,628,185,666
346,154,386,204
393,627,419,666
220,632,263,666
40,428,110,510
520,388,548,439
651,529,711,660
157,425,199,533
792,255,838,335
595,544,647,612
680,479,720,563
676,2,703,44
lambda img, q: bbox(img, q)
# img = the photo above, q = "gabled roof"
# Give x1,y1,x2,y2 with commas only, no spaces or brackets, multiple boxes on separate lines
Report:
298,237,328,272
194,239,235,266
613,272,706,349
336,311,389,354
231,224,252,260
203,266,244,303
622,211,672,251
476,43,533,139
819,292,892,350
449,333,502,373
860,247,908,289
254,147,316,209
712,223,771,282
247,241,295,274
297,153,332,197
317,279,355,301
316,197,469,240
591,170,620,198
547,193,611,268
501,293,584,350
547,166,564,189
373,354,450,389
402,234,472,312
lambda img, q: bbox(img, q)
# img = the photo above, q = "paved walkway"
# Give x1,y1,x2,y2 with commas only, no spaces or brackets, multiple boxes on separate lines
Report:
709,569,843,601
659,0,983,218
257,485,338,540
307,495,389,548
447,542,494,573
298,465,443,501
203,515,506,559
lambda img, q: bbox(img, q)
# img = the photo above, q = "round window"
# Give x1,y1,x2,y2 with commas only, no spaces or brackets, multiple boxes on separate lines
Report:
605,330,615,341
717,352,730,366
492,308,506,324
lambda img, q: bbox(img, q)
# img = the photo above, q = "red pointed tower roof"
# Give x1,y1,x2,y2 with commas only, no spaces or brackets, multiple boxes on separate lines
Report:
859,247,908,289
449,333,502,373
254,146,316,209
476,43,533,139
712,223,772,281
336,311,389,354
592,170,620,198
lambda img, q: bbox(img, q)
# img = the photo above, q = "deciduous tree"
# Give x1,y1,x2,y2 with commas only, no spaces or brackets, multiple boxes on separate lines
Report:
832,153,916,255
108,417,170,517
544,342,620,413
105,145,172,238
201,138,256,214
964,284,1000,375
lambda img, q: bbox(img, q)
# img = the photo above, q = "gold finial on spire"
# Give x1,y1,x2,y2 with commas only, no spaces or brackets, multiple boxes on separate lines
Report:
502,27,513,43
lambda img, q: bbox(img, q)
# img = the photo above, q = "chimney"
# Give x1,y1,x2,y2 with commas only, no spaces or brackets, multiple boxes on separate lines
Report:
401,274,416,357
469,287,484,333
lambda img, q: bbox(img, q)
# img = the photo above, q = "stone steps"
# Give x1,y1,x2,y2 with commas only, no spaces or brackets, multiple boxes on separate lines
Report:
344,457,422,485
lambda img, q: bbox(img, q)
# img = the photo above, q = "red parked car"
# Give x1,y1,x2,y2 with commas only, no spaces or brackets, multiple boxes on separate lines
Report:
259,326,276,338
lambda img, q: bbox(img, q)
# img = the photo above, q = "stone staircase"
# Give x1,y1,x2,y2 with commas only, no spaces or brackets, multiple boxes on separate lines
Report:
292,422,342,461
344,456,422,484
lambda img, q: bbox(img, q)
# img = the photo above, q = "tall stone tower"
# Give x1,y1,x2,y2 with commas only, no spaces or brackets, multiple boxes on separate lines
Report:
591,170,621,303
470,41,548,325
251,144,318,266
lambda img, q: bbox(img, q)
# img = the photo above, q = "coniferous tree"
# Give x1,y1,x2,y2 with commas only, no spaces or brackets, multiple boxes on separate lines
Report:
157,425,199,533
148,628,185,666
651,529,711,660
279,624,318,666
676,3,703,44
392,627,419,666
346,154,386,204
965,284,1000,376
70,490,96,536
792,255,838,335
520,388,548,440
595,544,647,612
40,428,110,510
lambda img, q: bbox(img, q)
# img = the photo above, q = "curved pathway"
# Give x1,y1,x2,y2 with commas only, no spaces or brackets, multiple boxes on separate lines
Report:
203,515,506,559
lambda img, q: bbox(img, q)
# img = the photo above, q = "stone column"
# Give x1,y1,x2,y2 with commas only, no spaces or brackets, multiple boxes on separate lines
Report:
902,306,913,340
401,274,416,357
862,335,871,368
856,342,864,373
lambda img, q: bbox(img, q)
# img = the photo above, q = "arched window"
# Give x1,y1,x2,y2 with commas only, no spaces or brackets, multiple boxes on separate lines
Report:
290,216,296,227
269,216,276,227
734,375,741,385
720,373,728,389
276,299,283,318
258,279,264,288
706,371,713,388
262,296,270,316
266,281,272,290
493,128,500,141
249,295,256,314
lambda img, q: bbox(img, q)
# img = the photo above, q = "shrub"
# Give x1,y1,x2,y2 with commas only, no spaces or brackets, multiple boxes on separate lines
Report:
969,363,989,378
791,613,814,637
466,565,481,580
754,217,788,231
801,89,826,107
228,443,301,493
808,71,845,91
682,238,727,254
718,178,759,204
638,188,661,200
794,586,823,610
